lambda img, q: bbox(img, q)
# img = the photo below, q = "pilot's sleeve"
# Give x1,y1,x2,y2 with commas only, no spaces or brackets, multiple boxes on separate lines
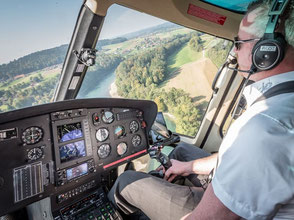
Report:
211,113,294,220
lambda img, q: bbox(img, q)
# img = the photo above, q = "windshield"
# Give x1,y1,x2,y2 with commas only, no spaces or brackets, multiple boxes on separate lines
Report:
77,4,233,137
0,2,233,137
0,0,81,113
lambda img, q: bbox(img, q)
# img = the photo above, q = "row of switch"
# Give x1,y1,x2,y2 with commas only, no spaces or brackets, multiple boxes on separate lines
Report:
74,202,120,220
57,180,96,203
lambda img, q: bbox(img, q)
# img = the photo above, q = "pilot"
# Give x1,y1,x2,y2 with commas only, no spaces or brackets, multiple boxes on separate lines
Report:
108,0,294,219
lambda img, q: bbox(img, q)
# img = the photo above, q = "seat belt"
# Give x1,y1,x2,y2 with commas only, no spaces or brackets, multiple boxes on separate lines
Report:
252,81,294,106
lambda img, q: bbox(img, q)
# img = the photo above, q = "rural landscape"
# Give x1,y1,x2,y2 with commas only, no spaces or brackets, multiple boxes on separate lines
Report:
0,23,232,136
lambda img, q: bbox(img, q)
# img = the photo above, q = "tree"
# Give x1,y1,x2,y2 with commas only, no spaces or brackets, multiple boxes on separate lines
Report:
189,35,204,52
154,97,167,112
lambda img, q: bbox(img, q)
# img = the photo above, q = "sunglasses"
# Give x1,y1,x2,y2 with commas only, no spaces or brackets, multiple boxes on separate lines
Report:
234,37,260,50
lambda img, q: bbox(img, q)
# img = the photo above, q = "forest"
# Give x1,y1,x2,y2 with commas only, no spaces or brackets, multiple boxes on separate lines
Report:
115,33,206,135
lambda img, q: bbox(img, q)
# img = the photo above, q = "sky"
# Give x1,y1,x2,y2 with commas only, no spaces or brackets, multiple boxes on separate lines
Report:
0,0,166,65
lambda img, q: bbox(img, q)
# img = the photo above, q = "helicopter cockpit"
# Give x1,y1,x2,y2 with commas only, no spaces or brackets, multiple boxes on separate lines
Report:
0,0,255,219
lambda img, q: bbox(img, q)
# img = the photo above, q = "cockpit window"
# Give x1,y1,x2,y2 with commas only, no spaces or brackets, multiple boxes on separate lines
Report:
77,4,233,137
0,0,81,113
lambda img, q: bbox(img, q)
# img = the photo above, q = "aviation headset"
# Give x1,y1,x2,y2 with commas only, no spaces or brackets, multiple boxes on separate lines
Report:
251,0,290,72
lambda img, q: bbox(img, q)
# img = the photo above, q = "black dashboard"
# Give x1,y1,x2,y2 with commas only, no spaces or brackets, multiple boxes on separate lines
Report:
0,98,157,218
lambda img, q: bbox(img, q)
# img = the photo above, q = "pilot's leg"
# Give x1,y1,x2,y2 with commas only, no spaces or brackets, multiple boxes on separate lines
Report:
108,170,204,220
169,142,211,186
169,142,211,161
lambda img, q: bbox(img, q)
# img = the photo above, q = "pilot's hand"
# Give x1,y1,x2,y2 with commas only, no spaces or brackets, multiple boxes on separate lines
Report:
156,165,165,173
164,159,192,182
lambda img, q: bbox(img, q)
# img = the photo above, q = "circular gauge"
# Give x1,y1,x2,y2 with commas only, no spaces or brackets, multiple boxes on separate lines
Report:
114,125,125,138
130,120,139,133
117,142,128,156
101,111,114,124
22,127,43,145
97,144,111,159
131,135,142,147
96,128,109,142
27,147,43,161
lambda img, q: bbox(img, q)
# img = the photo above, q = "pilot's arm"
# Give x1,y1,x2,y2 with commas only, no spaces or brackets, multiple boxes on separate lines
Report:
181,184,240,220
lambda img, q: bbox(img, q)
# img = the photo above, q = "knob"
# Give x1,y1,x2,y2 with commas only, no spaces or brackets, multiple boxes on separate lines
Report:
89,167,95,173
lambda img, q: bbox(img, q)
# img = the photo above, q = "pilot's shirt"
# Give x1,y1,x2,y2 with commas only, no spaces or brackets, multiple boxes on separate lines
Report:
212,71,294,220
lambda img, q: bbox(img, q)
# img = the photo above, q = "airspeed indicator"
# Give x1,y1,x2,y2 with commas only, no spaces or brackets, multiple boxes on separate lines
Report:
96,128,109,142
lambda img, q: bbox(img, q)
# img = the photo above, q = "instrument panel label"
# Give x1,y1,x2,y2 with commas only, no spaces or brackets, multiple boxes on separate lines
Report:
187,4,227,25
0,128,17,141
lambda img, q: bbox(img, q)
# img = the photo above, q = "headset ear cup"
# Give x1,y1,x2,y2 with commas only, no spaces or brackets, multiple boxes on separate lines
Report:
252,35,286,71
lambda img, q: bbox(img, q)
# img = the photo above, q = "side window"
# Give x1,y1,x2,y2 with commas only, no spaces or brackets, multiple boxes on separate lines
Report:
78,4,233,137
0,1,81,113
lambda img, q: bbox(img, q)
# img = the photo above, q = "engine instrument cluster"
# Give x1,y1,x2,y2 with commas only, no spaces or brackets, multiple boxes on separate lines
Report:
0,98,157,217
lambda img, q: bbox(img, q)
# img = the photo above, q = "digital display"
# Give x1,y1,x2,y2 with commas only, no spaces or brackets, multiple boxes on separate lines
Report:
59,140,86,163
66,163,88,180
57,122,83,143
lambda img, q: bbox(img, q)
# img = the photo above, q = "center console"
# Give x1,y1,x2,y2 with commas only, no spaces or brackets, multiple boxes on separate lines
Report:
53,187,122,220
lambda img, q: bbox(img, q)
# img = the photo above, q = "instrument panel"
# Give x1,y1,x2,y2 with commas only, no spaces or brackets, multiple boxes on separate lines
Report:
0,98,157,216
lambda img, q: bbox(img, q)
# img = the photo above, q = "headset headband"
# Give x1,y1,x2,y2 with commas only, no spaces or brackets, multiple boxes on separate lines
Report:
264,0,290,37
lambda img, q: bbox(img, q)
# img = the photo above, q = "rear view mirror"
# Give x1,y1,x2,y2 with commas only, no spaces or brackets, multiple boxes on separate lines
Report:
150,112,170,143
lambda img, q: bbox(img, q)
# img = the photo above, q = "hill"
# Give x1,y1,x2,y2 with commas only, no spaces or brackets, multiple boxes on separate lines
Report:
0,45,68,81
119,22,181,39
0,23,179,82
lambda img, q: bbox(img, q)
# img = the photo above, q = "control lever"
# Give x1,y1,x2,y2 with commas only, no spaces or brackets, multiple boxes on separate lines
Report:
148,133,180,179
148,145,170,178
148,145,172,171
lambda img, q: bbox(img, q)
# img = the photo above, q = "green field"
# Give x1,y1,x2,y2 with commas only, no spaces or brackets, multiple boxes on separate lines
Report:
0,71,41,90
0,105,9,112
102,28,192,54
167,43,202,73
0,70,60,91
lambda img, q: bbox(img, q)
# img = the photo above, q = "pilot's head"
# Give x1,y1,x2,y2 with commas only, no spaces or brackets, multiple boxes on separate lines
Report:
234,0,294,81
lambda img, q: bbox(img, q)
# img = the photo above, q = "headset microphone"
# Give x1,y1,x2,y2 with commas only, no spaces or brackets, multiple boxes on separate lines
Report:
226,58,257,74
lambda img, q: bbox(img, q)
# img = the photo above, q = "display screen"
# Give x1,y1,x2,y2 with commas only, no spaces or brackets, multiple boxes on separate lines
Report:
59,140,86,163
57,122,83,143
66,163,88,180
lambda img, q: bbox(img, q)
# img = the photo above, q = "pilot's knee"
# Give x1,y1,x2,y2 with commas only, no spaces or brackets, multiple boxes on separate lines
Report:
117,170,137,183
108,170,137,203
169,143,187,158
117,170,144,186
